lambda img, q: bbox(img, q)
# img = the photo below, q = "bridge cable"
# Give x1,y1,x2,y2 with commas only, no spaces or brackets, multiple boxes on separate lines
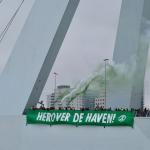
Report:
0,0,25,44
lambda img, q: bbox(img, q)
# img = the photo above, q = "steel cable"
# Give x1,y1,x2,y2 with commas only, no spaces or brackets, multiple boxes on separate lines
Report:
0,0,25,44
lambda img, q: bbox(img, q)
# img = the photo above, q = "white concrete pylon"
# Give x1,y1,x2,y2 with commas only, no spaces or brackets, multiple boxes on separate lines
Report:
111,0,150,109
0,0,80,115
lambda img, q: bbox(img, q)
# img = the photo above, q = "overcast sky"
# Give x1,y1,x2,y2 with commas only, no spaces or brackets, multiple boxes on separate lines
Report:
0,0,150,107
43,0,122,97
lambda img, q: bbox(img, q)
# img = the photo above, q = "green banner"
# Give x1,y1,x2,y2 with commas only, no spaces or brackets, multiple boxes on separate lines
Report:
26,110,135,127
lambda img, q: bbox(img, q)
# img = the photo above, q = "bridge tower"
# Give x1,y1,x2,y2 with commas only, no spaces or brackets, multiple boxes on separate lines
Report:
109,0,150,109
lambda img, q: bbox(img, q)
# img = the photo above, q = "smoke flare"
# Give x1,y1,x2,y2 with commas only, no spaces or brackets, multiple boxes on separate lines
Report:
61,61,135,106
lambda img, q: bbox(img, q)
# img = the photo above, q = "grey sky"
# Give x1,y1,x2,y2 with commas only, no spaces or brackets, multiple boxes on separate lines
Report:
0,0,150,107
42,0,122,98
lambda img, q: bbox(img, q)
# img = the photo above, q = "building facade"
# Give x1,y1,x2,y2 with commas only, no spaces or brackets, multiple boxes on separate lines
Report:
69,89,101,110
47,85,71,108
95,98,105,109
46,93,55,108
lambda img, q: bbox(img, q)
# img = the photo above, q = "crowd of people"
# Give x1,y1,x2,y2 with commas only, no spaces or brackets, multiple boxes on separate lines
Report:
132,108,150,117
31,103,150,117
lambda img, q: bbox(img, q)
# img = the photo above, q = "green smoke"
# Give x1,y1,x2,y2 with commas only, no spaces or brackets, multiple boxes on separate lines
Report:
60,61,135,106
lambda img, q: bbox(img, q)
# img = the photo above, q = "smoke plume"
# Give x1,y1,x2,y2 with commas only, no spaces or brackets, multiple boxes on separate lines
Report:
61,61,135,106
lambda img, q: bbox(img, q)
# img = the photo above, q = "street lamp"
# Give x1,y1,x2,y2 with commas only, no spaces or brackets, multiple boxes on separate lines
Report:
104,59,109,109
53,72,58,102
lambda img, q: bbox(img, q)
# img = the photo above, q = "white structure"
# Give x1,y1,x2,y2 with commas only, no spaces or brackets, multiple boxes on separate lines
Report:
48,85,71,108
109,0,150,109
81,90,100,109
0,0,79,115
46,93,55,108
0,1,150,150
69,99,82,110
68,90,100,109
0,117,150,150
